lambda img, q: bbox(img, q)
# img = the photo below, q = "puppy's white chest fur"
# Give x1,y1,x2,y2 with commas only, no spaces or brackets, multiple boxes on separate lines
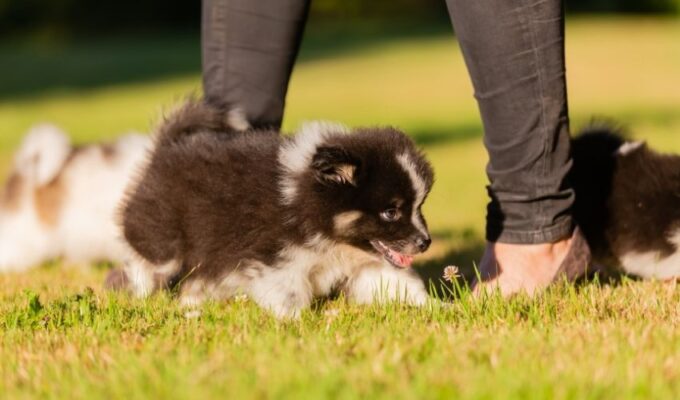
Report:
293,239,378,296
215,238,427,318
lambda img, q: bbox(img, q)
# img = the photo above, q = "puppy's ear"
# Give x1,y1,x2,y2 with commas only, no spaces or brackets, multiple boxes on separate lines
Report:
312,146,359,186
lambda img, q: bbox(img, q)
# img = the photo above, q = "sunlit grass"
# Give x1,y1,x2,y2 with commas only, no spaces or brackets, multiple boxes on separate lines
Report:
1,268,679,399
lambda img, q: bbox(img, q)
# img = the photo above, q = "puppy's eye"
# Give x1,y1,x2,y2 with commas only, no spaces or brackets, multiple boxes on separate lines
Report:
380,208,401,222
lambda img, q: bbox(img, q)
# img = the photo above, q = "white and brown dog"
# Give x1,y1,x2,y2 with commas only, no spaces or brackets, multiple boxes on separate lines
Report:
0,124,150,271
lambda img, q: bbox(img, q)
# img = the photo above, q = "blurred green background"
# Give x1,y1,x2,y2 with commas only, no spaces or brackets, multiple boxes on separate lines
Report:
0,1,679,262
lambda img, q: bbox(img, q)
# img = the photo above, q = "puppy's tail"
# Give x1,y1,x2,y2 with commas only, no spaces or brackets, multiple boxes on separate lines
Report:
155,99,251,146
14,123,71,186
572,120,641,158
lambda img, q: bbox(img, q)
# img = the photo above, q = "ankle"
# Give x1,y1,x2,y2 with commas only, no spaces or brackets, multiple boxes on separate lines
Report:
494,238,572,265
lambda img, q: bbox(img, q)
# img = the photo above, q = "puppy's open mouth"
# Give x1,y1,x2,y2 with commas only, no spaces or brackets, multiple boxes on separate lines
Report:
370,240,414,268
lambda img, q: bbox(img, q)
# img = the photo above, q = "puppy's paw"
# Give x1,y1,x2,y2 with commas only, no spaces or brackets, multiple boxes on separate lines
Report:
268,303,304,320
256,292,311,320
248,271,313,320
253,290,311,320
184,309,203,319
346,264,431,306
404,288,429,307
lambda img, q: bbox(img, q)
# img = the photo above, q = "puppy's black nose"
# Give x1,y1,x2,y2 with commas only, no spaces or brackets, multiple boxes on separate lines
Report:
416,236,431,252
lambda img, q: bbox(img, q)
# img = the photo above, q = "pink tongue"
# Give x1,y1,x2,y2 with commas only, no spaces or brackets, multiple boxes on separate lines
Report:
395,253,414,268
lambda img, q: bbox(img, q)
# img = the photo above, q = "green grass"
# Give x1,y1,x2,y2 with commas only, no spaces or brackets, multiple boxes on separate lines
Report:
2,271,679,399
1,17,680,399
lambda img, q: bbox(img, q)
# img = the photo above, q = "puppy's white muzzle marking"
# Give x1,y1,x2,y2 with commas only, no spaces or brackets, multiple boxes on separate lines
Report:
397,153,429,239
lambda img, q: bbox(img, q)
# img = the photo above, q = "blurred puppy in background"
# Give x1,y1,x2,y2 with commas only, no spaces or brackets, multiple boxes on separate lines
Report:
572,124,680,280
0,124,149,271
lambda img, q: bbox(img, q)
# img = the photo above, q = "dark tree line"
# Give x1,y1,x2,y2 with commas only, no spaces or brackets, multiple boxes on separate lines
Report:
0,0,677,37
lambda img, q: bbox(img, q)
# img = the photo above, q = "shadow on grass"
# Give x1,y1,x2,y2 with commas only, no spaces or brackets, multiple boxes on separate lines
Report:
0,33,201,101
0,20,454,101
395,107,680,148
410,123,482,146
413,228,485,299
298,19,453,62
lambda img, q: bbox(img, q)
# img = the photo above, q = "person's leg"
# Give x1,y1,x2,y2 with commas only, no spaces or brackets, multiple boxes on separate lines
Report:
202,0,311,129
445,0,588,295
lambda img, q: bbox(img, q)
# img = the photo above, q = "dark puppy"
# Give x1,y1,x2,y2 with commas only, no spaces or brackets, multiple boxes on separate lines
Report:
114,100,434,317
572,124,680,279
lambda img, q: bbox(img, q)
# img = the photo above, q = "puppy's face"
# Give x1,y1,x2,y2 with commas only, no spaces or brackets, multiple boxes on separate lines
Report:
309,129,434,268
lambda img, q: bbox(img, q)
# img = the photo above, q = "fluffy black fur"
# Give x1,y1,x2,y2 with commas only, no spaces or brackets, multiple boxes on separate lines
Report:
571,124,680,274
122,116,286,277
117,100,434,315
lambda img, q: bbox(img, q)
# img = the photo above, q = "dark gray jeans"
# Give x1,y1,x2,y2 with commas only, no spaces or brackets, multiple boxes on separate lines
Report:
202,0,574,245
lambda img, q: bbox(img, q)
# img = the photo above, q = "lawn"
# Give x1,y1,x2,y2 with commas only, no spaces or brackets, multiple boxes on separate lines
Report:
1,17,679,399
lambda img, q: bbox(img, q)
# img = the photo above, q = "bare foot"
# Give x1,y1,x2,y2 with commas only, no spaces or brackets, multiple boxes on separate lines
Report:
473,237,573,297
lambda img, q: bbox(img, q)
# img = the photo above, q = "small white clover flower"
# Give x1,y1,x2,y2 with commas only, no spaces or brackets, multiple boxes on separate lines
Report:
442,265,460,282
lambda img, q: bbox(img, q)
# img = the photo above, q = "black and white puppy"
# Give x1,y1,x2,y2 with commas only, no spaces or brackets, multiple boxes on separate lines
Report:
572,125,680,280
113,101,434,317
